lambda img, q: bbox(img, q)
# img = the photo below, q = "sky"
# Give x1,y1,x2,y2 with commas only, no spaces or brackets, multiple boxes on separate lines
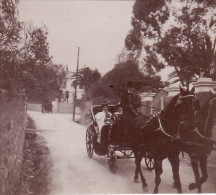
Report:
18,0,135,76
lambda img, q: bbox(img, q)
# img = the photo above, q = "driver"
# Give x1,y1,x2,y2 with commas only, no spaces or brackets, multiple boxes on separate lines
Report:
95,102,113,142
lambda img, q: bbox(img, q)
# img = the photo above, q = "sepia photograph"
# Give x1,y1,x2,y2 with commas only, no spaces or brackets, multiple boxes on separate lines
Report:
0,0,216,194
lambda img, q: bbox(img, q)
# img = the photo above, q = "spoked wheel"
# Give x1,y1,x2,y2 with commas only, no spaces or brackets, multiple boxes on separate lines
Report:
107,145,117,173
86,128,94,158
145,151,154,170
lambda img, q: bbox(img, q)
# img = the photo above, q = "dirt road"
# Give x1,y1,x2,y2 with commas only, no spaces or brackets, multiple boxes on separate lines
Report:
28,111,216,194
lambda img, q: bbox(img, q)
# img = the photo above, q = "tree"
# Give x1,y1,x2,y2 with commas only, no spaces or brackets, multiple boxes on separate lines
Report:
0,1,66,101
72,66,101,98
0,0,27,98
126,0,216,87
21,24,52,65
19,24,65,101
89,59,168,101
0,0,21,51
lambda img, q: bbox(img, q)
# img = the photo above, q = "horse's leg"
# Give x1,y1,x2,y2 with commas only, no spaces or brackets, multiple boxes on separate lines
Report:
139,161,148,191
134,151,148,191
134,151,141,183
189,155,202,193
168,154,182,193
199,155,208,188
153,159,163,194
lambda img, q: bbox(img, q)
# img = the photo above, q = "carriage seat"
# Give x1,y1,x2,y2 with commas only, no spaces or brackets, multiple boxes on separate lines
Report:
92,105,115,116
91,105,116,141
91,105,116,124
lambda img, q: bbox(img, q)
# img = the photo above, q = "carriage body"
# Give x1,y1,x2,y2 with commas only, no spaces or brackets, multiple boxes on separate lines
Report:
42,102,52,113
86,104,116,156
86,104,155,172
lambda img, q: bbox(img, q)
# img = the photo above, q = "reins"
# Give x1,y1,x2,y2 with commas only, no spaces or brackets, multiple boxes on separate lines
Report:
141,104,162,111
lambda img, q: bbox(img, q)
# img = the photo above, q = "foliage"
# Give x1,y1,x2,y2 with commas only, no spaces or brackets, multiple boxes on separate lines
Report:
0,0,21,51
0,0,22,97
19,25,66,101
89,59,168,100
0,1,66,101
126,0,216,87
21,24,52,65
72,66,101,98
18,133,52,195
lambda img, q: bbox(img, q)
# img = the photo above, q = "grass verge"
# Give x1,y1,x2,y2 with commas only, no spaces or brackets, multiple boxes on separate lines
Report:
17,115,52,195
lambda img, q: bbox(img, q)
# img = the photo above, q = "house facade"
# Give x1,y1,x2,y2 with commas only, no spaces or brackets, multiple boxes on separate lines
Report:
60,70,85,103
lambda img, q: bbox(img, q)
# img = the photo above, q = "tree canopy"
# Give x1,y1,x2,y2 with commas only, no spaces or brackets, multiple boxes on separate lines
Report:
72,66,101,100
126,0,216,87
0,0,65,101
89,59,168,102
73,67,101,90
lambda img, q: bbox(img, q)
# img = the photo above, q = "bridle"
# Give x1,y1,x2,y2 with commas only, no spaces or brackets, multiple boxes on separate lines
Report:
154,94,197,140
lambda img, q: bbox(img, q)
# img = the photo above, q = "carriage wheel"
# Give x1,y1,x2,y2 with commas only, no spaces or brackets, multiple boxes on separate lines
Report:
145,152,154,170
107,145,117,173
86,128,94,158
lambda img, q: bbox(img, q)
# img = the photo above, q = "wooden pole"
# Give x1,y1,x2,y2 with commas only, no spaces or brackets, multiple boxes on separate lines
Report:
73,47,80,121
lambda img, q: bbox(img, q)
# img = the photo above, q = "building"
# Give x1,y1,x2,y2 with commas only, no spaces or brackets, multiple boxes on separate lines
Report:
60,70,85,103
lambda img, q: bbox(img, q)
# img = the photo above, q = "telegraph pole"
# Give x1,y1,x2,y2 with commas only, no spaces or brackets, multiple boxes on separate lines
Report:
73,47,80,121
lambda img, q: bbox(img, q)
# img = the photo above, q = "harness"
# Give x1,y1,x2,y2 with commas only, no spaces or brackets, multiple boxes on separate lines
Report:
180,97,216,150
152,94,196,140
153,116,180,140
140,94,216,150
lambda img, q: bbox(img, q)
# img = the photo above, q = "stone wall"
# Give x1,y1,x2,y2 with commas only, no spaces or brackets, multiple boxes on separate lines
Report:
57,102,81,114
0,94,25,195
57,102,73,113
27,102,42,112
79,101,92,125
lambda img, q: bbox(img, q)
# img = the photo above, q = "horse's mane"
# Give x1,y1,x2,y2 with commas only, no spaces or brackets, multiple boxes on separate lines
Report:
161,94,179,117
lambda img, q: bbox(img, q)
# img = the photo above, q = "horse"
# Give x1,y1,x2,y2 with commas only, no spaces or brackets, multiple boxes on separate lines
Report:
181,90,216,193
128,86,197,193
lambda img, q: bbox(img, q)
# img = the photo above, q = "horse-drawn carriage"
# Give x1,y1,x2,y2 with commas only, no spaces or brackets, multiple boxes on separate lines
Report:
42,102,52,114
85,87,216,194
85,104,154,173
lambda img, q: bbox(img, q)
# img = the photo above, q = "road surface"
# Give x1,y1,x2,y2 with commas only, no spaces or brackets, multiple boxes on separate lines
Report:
27,111,216,194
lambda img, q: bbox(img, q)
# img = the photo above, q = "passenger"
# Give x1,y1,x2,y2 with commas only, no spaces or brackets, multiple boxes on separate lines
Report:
114,104,123,119
95,103,113,143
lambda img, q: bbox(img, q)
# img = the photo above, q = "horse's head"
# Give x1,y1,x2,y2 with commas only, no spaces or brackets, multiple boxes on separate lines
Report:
176,86,198,138
178,86,196,115
160,86,197,138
